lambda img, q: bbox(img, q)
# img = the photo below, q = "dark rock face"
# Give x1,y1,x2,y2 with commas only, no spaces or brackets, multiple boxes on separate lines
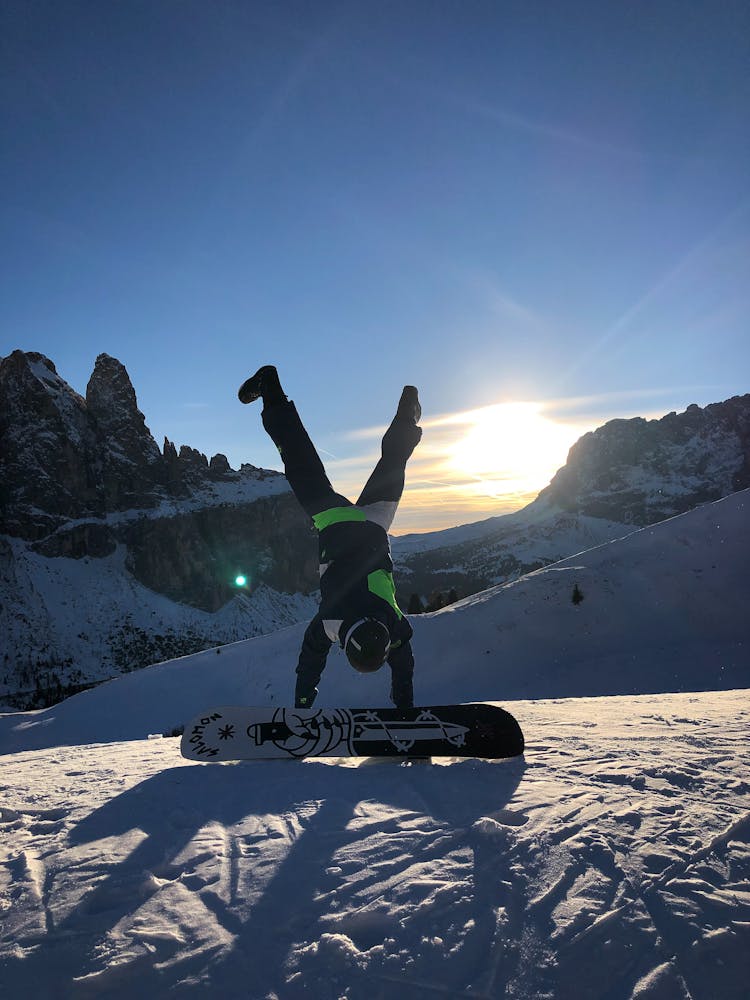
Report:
209,453,231,478
33,522,118,560
123,498,317,612
0,351,96,538
85,353,165,510
0,350,167,536
0,350,317,610
538,396,750,524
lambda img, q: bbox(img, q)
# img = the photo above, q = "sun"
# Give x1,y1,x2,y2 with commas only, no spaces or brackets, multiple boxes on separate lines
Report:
448,402,579,495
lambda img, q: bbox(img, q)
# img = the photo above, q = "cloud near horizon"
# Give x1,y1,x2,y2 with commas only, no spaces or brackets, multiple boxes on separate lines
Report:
324,401,587,533
323,389,716,534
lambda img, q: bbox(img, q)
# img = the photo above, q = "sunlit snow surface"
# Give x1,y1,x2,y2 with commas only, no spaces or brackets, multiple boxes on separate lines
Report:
1,692,748,999
0,492,748,998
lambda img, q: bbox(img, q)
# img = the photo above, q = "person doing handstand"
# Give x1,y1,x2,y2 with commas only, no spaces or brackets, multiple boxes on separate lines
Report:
238,366,422,709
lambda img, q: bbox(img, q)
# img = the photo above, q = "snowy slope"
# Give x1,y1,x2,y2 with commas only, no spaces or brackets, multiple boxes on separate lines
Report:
392,498,636,601
0,491,748,999
393,497,637,581
0,535,317,705
0,691,748,999
1,490,746,753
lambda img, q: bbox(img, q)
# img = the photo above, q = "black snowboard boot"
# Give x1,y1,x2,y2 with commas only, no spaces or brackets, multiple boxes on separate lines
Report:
396,385,421,424
238,365,286,406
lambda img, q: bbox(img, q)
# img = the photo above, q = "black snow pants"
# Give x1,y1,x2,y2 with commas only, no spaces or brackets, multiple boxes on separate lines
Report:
261,399,421,523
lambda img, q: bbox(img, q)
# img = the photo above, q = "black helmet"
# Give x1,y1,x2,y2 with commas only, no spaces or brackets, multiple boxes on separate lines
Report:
343,618,391,673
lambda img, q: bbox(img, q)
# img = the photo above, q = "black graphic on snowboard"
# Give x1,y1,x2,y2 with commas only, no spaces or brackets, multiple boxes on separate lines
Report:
180,704,524,762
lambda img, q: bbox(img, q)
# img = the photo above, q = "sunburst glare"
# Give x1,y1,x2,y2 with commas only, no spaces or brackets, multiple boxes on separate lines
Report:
447,402,582,497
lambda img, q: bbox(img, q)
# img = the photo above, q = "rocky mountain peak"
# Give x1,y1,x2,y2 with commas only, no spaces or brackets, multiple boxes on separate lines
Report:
5,349,56,384
538,395,750,523
0,351,93,537
79,353,162,511
1,350,299,552
85,353,161,462
86,353,139,421
1,350,88,436
209,453,231,478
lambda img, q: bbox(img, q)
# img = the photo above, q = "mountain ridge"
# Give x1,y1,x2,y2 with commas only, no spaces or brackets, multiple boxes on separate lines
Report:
1,348,748,707
0,350,319,707
393,393,750,602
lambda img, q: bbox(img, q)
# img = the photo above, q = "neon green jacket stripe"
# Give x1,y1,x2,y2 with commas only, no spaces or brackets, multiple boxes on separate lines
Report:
367,569,403,619
311,507,403,619
312,506,366,530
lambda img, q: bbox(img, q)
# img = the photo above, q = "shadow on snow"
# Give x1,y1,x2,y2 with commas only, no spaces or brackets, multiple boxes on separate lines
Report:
2,754,527,999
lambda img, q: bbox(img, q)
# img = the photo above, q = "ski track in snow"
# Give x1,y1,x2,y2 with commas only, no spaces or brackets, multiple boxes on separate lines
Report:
1,691,748,999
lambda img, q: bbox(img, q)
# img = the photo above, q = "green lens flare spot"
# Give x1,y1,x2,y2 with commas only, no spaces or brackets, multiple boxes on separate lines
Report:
235,575,247,587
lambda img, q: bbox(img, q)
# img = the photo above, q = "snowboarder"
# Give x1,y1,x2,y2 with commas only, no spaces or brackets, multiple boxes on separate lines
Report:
238,365,422,709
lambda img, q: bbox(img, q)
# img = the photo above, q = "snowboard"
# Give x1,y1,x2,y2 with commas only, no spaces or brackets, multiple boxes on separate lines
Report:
180,704,524,762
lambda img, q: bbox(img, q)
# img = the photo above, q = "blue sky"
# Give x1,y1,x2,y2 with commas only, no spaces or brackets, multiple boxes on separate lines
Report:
2,1,748,532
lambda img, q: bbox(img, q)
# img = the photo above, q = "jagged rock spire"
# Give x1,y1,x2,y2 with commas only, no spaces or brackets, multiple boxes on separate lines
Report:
86,354,160,457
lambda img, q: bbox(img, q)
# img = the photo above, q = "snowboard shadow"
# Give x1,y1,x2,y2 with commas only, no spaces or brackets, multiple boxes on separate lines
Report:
3,753,526,998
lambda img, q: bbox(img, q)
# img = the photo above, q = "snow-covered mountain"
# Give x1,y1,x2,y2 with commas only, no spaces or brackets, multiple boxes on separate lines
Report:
393,394,750,603
0,491,747,999
0,350,318,707
2,347,748,710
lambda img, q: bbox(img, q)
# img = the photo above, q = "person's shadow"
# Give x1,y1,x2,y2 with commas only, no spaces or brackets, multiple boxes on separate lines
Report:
2,754,526,999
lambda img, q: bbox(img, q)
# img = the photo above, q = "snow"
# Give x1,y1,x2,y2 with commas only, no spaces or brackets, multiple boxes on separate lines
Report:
101,471,291,521
0,541,318,701
1,692,748,998
27,468,291,532
24,356,88,448
392,498,641,601
0,464,303,698
0,492,748,998
391,494,621,560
